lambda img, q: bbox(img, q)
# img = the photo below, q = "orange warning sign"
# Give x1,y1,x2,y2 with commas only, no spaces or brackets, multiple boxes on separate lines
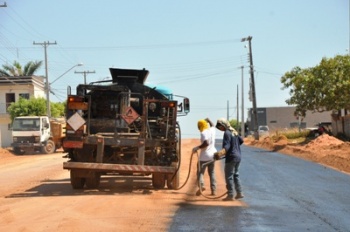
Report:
121,106,139,124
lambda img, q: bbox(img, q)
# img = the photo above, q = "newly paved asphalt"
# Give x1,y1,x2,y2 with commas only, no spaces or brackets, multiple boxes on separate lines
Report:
169,141,350,232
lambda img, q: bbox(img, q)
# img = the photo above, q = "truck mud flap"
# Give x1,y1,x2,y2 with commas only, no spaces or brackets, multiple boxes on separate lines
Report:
63,162,176,174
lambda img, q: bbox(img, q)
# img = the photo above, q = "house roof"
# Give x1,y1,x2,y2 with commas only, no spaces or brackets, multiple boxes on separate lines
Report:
0,76,45,89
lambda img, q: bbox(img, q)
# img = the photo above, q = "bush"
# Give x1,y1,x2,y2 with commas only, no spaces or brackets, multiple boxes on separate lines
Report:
7,97,65,121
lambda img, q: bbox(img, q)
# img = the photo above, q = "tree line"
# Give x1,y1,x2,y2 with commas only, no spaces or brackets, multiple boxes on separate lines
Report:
281,54,350,117
2,55,350,120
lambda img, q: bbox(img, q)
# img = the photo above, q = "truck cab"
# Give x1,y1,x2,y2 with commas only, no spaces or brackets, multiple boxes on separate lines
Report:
11,116,65,154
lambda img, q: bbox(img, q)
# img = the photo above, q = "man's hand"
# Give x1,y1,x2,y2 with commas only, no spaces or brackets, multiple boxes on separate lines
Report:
192,146,200,153
214,148,226,159
214,153,220,160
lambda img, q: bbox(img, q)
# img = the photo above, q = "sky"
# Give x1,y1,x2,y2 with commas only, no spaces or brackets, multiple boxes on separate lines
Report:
0,0,349,138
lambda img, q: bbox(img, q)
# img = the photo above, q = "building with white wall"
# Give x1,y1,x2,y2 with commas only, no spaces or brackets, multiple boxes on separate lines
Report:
247,106,332,132
0,76,45,147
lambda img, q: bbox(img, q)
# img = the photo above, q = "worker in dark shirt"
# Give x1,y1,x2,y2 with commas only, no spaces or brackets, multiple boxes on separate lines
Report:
214,118,244,201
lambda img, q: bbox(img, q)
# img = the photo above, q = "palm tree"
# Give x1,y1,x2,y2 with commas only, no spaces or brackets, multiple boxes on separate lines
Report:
0,60,43,77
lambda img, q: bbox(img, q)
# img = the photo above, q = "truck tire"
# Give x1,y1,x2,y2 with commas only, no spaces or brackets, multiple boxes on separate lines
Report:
70,170,86,189
13,147,25,155
152,173,166,189
42,140,56,154
85,173,101,189
167,139,180,189
166,170,180,189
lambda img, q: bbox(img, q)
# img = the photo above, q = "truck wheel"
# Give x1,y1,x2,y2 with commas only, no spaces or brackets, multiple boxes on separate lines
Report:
85,173,101,189
70,170,86,189
167,170,180,189
152,173,166,189
13,147,25,155
167,139,180,189
42,140,56,154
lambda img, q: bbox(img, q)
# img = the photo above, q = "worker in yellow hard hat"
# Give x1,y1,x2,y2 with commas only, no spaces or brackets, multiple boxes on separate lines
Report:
192,118,217,196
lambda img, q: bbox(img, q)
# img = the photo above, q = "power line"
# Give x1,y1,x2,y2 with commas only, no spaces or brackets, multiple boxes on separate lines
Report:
7,5,48,39
156,68,239,84
10,38,242,52
74,70,95,85
51,39,242,51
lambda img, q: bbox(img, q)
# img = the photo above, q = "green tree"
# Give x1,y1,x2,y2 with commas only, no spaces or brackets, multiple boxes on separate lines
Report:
51,101,66,118
7,97,65,121
229,119,241,131
281,54,350,117
0,60,43,76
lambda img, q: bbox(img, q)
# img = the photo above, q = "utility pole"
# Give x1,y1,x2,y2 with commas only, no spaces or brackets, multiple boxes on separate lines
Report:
33,41,57,118
227,100,229,121
241,66,245,137
75,70,95,84
241,36,259,140
237,84,239,132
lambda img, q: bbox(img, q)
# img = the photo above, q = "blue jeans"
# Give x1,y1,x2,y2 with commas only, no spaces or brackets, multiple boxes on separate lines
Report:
224,160,242,198
197,160,216,192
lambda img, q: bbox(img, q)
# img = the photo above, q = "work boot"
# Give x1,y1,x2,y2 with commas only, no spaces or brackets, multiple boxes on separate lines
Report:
196,187,206,196
222,196,234,201
235,192,244,199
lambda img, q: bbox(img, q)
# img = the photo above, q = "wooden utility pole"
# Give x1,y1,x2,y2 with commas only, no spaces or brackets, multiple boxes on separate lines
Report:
241,66,245,137
241,36,259,140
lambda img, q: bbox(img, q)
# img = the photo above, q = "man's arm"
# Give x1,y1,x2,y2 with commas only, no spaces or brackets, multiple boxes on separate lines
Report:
192,138,209,153
238,136,244,145
214,131,230,159
198,140,209,149
205,118,214,127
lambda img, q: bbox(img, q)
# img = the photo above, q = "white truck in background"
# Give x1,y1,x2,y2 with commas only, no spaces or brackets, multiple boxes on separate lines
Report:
11,116,66,155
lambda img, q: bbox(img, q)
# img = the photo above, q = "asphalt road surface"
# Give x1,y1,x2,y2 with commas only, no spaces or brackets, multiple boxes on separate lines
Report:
0,140,349,231
169,140,350,232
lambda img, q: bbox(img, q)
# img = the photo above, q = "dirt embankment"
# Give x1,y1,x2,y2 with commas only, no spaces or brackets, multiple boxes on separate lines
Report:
244,134,350,174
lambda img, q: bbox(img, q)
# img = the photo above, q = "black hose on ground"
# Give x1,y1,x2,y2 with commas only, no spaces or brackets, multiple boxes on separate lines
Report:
196,154,227,200
169,122,226,198
171,150,227,199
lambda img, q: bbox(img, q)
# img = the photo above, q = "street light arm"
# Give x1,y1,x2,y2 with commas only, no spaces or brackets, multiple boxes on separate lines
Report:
241,36,252,42
50,63,83,85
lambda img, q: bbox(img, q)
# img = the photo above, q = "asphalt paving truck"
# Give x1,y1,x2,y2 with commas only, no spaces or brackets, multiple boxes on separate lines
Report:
63,68,190,189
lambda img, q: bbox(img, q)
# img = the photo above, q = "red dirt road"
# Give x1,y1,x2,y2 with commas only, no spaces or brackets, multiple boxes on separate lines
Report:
0,139,242,231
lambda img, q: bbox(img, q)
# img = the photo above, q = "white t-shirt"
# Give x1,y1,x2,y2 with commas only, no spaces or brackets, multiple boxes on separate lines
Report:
199,127,217,161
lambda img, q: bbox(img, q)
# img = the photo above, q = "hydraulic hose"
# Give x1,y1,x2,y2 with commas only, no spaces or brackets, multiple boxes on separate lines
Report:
172,149,197,190
171,150,227,199
169,122,227,199
196,154,227,200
